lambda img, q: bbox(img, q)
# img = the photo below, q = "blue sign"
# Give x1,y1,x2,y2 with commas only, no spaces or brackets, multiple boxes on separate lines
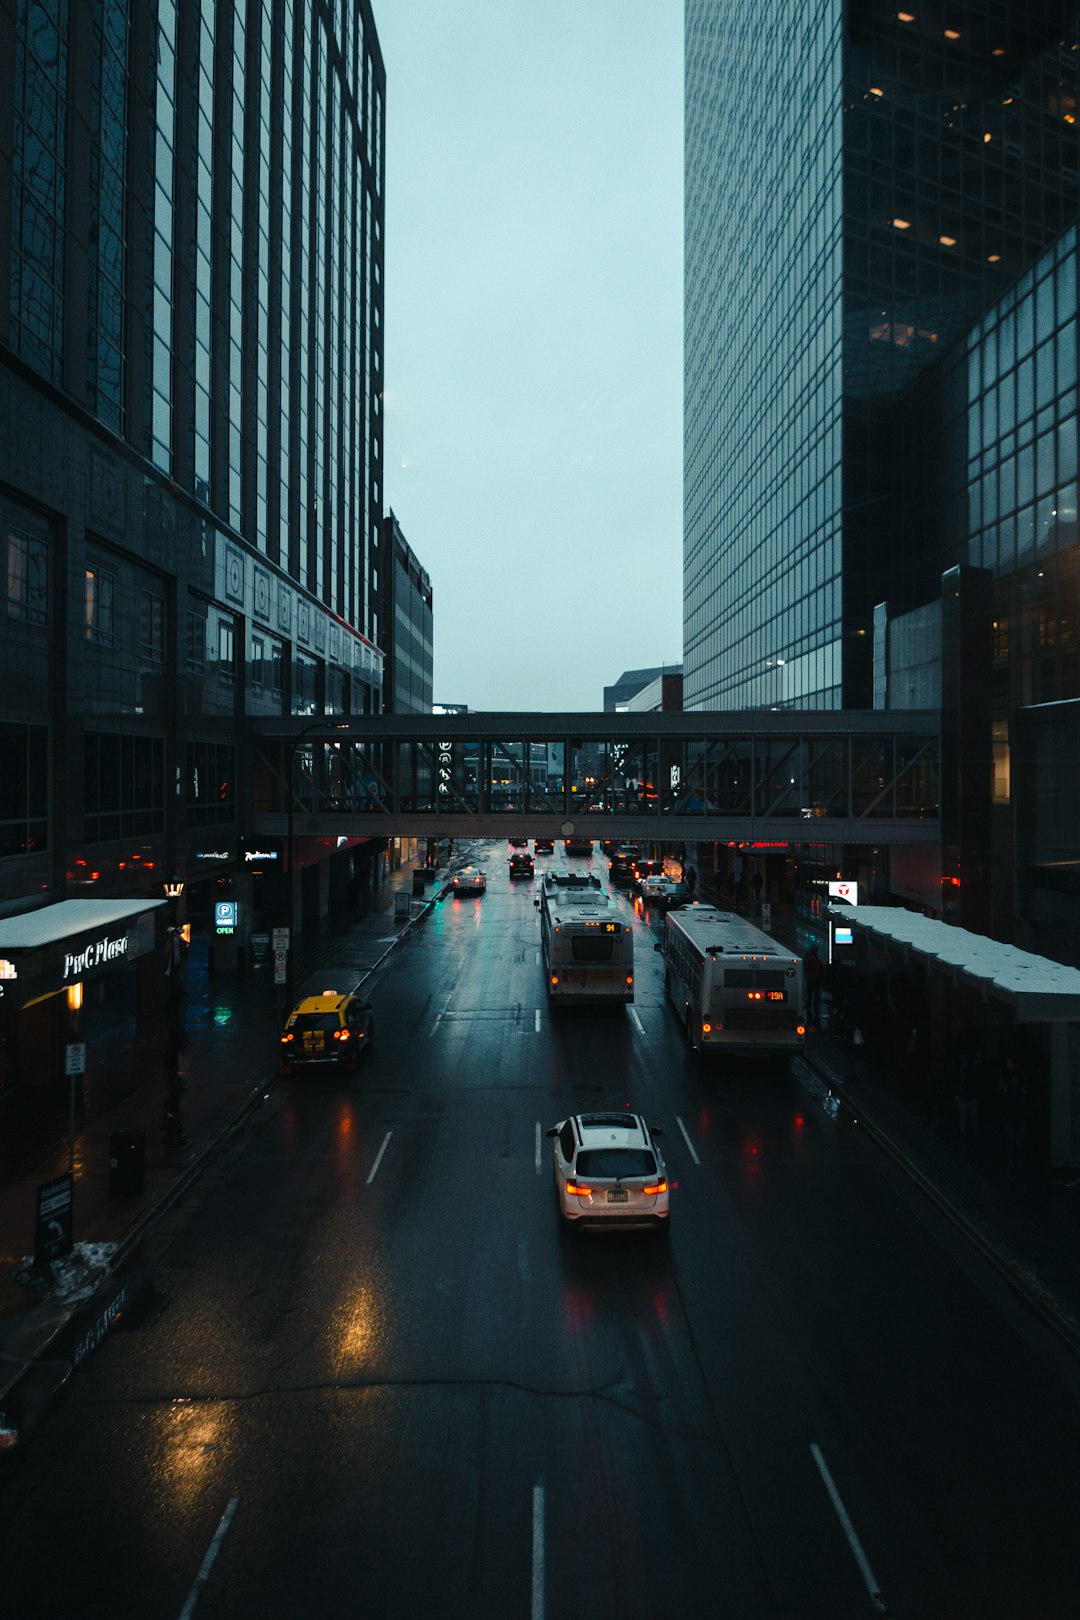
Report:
215,900,238,935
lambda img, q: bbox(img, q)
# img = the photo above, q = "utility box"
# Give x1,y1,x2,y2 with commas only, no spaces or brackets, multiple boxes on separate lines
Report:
109,1132,145,1196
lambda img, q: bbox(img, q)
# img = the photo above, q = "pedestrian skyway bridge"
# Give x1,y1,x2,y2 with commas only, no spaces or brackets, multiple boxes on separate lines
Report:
252,710,941,846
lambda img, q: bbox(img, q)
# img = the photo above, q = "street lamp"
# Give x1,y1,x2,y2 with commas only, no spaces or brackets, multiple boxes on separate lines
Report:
161,875,188,1152
285,721,351,1008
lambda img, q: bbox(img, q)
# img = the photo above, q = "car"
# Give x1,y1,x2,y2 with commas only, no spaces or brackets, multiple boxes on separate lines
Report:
608,849,640,886
280,991,374,1075
533,838,555,855
546,1111,669,1233
563,836,593,855
508,837,529,849
633,858,664,888
639,874,680,907
451,866,487,895
509,851,534,878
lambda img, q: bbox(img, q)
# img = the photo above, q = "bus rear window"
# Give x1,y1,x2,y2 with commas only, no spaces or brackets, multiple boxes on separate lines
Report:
571,935,615,962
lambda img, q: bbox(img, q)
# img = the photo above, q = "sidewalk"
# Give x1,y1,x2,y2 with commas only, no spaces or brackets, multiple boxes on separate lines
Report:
0,856,447,1447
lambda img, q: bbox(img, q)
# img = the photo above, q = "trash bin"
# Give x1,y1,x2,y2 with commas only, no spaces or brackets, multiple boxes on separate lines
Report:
109,1131,146,1196
412,871,426,897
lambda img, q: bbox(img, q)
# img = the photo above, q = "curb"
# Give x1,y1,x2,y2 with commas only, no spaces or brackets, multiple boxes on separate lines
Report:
1,895,428,1461
802,1046,1080,1360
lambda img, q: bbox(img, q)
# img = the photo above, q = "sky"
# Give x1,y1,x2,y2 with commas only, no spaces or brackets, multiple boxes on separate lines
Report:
374,0,685,712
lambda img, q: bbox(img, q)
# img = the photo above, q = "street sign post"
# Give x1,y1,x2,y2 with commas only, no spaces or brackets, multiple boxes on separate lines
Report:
35,1172,73,1266
273,949,288,986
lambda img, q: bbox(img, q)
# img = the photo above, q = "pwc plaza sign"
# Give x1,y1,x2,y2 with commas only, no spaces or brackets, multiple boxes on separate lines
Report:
63,930,131,981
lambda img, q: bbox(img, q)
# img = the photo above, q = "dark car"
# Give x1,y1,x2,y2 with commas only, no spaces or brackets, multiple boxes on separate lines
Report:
534,839,555,855
509,837,529,849
509,852,535,878
633,858,664,889
564,837,593,856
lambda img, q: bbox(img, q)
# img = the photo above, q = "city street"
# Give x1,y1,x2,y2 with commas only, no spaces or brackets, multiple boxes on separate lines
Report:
2,844,1079,1619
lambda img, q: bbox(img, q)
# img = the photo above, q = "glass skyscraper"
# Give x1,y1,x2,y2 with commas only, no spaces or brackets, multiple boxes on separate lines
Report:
0,0,388,922
684,1,1080,711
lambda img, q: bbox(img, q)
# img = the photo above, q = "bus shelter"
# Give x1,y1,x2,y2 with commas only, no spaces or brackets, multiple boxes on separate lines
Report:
826,905,1080,1168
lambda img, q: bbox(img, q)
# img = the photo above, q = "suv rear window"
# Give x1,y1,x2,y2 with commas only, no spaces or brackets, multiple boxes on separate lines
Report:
576,1148,657,1179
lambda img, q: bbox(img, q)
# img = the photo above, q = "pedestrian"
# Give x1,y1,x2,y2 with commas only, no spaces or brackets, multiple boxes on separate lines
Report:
952,1024,984,1136
726,871,737,904
999,1055,1029,1168
684,864,696,896
804,944,827,1024
750,870,763,906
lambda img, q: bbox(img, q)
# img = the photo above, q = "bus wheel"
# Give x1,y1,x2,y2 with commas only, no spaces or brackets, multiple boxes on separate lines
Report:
685,1013,697,1052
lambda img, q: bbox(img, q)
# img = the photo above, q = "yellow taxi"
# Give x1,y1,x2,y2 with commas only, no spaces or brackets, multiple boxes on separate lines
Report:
279,990,374,1074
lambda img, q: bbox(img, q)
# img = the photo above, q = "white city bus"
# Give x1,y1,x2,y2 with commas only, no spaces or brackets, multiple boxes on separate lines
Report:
536,876,634,1005
658,903,806,1056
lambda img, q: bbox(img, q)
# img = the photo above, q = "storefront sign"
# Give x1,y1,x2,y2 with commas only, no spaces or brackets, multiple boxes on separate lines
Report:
215,900,238,935
63,931,129,981
35,1172,73,1265
243,847,279,863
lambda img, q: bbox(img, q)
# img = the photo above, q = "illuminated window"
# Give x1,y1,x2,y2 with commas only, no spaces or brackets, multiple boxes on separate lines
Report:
940,235,957,247
892,217,912,230
944,29,961,41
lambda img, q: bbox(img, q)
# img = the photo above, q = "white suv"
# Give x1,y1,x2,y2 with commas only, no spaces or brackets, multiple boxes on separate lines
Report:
547,1112,669,1233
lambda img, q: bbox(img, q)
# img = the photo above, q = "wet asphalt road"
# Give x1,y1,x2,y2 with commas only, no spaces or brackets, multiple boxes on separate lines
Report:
3,842,1080,1618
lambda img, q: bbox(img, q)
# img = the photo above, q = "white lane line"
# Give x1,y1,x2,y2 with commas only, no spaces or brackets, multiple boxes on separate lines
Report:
429,1012,442,1038
628,1007,645,1037
810,1444,889,1614
531,1481,545,1620
535,949,541,965
676,1116,700,1166
366,1130,393,1185
178,1496,239,1620
535,1121,543,1174
534,1008,541,1034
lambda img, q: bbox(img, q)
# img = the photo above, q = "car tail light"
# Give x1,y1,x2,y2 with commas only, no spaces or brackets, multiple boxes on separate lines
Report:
550,974,559,986
643,1180,668,1196
280,1032,294,1044
565,1179,592,1197
333,1028,351,1042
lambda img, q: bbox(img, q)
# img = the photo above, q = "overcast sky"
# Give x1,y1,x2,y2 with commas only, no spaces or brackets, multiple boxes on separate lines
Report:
375,0,684,712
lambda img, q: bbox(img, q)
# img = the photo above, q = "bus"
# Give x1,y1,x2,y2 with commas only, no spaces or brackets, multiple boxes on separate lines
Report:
658,903,806,1056
536,876,634,1005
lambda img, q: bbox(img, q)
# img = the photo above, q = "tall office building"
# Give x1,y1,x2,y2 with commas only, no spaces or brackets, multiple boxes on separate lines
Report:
0,0,386,907
684,1,1080,711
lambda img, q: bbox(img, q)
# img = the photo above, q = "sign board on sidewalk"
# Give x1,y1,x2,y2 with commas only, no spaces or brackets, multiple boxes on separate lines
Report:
272,927,290,950
35,1172,73,1265
273,949,288,986
394,892,411,922
65,1042,86,1076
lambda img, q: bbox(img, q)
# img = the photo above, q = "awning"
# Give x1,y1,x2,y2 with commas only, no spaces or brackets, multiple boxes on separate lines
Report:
0,899,167,1009
828,904,1080,1022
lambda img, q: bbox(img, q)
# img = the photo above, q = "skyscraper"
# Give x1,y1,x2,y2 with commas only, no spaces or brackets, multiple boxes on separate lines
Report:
684,1,1080,712
0,0,388,927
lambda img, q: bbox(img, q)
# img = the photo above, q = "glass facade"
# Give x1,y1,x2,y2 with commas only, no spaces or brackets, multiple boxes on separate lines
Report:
685,2,1080,711
5,0,385,638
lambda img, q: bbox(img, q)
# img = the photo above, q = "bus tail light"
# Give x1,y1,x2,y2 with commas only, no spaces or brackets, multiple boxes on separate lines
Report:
643,1180,668,1196
550,974,559,986
702,1021,712,1033
796,1024,806,1036
625,975,633,986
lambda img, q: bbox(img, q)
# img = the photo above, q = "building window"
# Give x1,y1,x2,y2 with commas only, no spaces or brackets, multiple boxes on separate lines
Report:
293,650,320,715
0,722,48,858
251,632,265,693
7,529,48,624
85,566,115,643
83,731,164,843
185,739,236,827
186,609,206,676
218,617,235,685
139,589,165,661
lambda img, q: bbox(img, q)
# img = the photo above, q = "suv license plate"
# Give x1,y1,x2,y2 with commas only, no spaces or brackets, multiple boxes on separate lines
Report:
607,1189,628,1203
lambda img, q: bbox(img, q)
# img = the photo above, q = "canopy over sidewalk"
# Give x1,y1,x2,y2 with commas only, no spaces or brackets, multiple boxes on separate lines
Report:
828,905,1080,1165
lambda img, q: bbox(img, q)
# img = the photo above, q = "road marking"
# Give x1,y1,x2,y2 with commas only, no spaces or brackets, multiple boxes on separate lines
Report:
535,1121,543,1174
429,1013,442,1037
517,1234,529,1282
676,1116,700,1165
366,1131,393,1185
531,1481,545,1620
178,1496,239,1620
534,1008,541,1033
535,949,540,965
628,1007,645,1036
810,1444,889,1614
